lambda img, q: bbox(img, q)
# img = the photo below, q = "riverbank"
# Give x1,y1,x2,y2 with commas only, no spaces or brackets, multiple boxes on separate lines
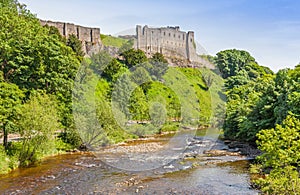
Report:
0,128,177,176
0,129,259,194
1,128,262,177
0,137,80,175
224,140,262,158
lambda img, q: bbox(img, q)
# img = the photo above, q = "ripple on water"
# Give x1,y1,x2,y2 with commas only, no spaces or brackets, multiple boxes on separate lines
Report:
0,130,259,194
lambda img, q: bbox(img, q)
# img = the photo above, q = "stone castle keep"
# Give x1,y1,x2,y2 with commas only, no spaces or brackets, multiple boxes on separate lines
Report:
134,25,198,62
40,20,209,66
40,20,102,54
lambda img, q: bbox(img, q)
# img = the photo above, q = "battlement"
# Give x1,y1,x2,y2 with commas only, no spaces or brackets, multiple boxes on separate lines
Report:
40,20,101,55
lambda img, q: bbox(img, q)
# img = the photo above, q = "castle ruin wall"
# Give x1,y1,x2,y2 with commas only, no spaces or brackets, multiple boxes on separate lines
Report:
135,25,198,62
40,20,101,55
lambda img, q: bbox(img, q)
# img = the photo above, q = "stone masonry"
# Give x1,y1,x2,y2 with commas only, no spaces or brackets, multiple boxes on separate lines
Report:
39,20,213,68
40,20,102,55
134,25,198,62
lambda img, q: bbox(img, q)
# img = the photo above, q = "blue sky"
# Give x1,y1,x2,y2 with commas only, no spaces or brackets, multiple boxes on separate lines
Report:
20,0,300,71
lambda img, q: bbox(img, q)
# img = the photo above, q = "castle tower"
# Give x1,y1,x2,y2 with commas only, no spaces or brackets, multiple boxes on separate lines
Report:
186,31,195,62
136,25,142,49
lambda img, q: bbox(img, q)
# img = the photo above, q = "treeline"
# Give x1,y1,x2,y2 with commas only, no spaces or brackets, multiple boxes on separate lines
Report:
0,0,84,173
216,49,300,194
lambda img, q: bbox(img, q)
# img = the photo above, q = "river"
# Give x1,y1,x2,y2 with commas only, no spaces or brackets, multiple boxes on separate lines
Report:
0,129,258,194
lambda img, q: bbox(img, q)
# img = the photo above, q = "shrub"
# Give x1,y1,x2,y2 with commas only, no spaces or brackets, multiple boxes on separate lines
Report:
0,146,10,174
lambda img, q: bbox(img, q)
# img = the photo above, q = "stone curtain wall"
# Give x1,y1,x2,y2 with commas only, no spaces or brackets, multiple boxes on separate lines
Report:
39,20,206,67
135,25,197,62
40,20,101,55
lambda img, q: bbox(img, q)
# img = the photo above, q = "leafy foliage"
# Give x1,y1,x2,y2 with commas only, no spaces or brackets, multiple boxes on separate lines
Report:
129,86,149,121
0,0,226,174
216,49,256,79
217,49,300,192
0,3,80,93
18,93,61,166
67,34,84,61
103,58,126,81
0,1,85,173
78,50,224,144
149,52,169,80
0,0,80,141
0,82,24,149
121,48,148,68
149,102,167,128
90,51,113,74
0,145,11,174
218,49,276,141
257,115,300,168
253,115,300,194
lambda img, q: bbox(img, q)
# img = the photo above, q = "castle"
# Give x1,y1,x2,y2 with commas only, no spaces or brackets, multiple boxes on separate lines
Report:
134,25,198,62
40,20,102,55
39,20,212,67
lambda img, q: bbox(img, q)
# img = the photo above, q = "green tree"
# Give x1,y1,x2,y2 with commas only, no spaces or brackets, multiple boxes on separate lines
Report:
287,83,300,117
111,73,135,121
18,93,61,166
242,70,292,141
67,34,84,61
0,71,3,81
255,165,300,195
224,69,250,90
273,69,291,124
149,52,169,80
150,52,168,64
149,102,167,131
223,75,275,141
254,115,300,194
220,49,275,142
202,73,214,90
0,82,24,149
120,49,148,68
287,66,300,116
103,58,126,81
44,25,66,43
130,87,149,121
216,49,256,79
130,66,152,85
0,1,80,146
257,115,300,168
90,51,113,75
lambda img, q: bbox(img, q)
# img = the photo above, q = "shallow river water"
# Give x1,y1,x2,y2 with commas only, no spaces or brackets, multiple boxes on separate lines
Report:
0,129,258,195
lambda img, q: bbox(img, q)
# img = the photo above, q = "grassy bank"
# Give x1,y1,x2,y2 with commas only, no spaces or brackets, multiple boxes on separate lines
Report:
88,65,224,144
100,34,130,48
0,138,76,175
